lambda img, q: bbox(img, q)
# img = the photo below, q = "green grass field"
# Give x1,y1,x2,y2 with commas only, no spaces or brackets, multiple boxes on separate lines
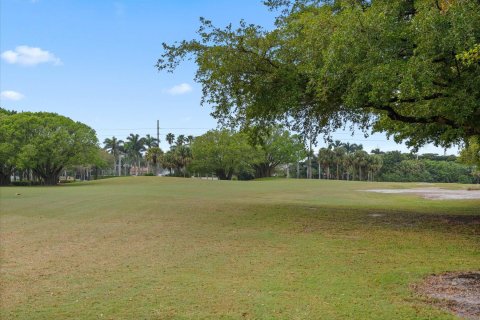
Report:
1,177,479,319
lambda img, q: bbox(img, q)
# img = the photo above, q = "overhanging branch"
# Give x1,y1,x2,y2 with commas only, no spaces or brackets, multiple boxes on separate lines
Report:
374,104,459,128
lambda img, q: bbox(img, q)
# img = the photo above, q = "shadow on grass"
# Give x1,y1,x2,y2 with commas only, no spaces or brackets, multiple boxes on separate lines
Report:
249,203,480,238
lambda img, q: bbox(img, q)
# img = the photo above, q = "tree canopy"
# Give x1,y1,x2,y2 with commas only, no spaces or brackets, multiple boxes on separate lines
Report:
0,111,99,185
157,0,480,149
245,125,306,178
190,130,261,180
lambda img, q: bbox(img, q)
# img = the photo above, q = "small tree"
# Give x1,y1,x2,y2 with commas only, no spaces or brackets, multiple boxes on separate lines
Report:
190,130,261,180
146,147,163,175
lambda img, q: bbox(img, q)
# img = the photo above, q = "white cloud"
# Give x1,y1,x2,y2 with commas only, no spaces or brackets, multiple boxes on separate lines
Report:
1,45,62,66
166,83,193,95
1,90,25,101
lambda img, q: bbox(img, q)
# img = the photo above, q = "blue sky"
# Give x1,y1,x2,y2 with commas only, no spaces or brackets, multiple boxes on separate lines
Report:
0,0,458,154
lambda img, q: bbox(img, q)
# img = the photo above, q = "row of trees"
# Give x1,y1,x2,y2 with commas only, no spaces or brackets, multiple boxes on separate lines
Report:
1,108,477,185
102,133,195,177
102,128,477,184
102,126,306,180
316,144,383,181
100,126,478,183
292,146,478,184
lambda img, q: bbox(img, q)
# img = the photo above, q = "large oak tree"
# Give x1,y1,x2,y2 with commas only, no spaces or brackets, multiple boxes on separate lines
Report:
157,0,480,150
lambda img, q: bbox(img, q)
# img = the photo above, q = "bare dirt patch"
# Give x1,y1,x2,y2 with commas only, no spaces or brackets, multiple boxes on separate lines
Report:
414,272,480,320
365,187,480,200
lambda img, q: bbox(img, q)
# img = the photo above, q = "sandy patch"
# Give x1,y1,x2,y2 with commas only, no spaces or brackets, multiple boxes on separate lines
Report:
414,272,480,320
365,187,480,200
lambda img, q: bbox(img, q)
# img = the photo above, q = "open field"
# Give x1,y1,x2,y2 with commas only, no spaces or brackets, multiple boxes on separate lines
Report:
1,177,479,319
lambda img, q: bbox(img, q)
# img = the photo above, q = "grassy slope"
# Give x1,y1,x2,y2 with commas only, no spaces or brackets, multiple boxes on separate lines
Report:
0,177,478,319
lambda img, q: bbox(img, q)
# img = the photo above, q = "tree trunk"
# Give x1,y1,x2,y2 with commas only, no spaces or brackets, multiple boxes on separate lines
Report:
318,163,321,179
0,172,11,186
307,155,311,179
216,169,230,180
255,163,275,178
43,172,61,185
0,166,13,186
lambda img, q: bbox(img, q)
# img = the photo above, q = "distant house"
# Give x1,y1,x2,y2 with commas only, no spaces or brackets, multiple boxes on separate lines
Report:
129,166,149,176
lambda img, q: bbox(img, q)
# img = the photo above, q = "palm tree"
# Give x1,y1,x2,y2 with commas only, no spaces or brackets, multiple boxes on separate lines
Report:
333,147,346,180
143,134,159,173
329,140,343,149
368,154,383,181
176,134,186,147
144,134,159,149
174,144,192,177
186,135,195,145
344,142,363,154
318,148,334,179
146,147,164,175
354,150,369,181
125,134,146,176
166,133,175,147
343,153,355,181
103,136,124,176
161,151,176,175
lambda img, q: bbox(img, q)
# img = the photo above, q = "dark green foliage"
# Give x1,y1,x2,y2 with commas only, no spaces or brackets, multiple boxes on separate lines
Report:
11,181,42,186
244,126,306,178
190,130,261,180
158,0,480,149
0,111,99,185
379,158,474,183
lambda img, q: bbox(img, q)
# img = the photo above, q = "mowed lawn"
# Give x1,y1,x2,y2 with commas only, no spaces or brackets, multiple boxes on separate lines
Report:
1,178,479,319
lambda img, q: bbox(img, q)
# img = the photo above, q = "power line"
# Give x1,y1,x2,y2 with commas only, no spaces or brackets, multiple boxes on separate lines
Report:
96,127,211,131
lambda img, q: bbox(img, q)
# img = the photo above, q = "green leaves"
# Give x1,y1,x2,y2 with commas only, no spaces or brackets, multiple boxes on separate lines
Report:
159,0,480,148
190,130,261,180
457,43,480,66
0,111,99,184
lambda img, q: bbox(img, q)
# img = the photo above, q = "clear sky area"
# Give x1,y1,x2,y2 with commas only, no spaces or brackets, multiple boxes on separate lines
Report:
0,0,460,155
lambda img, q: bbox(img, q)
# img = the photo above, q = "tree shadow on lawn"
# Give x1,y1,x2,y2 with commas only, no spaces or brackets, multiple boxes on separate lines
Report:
358,210,480,236
263,203,480,238
267,204,479,319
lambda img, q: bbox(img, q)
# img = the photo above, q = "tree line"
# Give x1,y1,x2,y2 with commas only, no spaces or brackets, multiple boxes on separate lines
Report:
103,133,196,177
103,128,478,184
1,108,477,185
292,145,478,184
102,126,306,180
